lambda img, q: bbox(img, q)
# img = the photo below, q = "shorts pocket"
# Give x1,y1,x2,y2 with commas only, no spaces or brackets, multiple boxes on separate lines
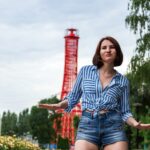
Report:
78,115,97,131
106,111,124,130
104,111,122,126
108,111,122,123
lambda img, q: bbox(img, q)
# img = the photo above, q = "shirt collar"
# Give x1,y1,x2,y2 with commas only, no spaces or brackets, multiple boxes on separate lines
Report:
91,65,121,77
91,65,98,71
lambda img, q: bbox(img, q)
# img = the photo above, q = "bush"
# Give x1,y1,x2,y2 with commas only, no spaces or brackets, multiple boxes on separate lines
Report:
0,136,41,150
57,135,69,150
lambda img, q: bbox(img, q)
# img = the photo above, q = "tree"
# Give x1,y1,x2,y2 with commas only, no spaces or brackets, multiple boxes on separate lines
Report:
17,108,31,136
125,0,150,149
30,96,61,147
73,115,80,134
30,106,51,146
39,96,62,143
57,135,69,150
125,0,150,81
1,111,17,136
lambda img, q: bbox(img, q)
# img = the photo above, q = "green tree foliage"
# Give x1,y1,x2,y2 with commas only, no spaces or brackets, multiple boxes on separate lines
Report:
17,108,31,136
125,0,150,77
73,115,80,134
39,96,60,104
1,111,17,136
30,96,62,146
125,0,150,149
57,135,69,150
30,106,51,145
39,96,62,142
125,0,150,114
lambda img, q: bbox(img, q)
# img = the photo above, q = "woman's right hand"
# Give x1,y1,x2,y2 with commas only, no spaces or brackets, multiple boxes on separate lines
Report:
38,103,61,110
38,99,68,110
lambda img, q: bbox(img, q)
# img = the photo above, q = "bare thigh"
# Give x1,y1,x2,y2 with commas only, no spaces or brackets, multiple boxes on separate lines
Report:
104,141,128,150
75,140,99,150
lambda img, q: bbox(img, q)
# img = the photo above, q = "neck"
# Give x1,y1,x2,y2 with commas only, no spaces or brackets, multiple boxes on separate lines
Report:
100,64,115,74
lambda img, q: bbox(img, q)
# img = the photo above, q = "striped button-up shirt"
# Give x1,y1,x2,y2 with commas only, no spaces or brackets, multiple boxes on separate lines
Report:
65,65,132,122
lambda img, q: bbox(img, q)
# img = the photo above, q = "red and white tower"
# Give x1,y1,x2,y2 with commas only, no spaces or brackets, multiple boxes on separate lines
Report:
59,28,82,145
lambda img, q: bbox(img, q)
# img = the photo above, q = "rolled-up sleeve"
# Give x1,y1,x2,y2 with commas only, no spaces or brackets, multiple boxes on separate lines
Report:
64,67,83,112
120,79,133,122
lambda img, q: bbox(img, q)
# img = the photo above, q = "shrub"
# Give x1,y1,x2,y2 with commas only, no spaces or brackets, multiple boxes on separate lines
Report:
0,136,41,150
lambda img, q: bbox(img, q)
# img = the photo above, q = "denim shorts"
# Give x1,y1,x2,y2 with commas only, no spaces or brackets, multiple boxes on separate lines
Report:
76,109,128,147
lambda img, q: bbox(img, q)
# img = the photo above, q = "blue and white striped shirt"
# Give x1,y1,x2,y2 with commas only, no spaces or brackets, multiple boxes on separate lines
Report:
65,65,133,122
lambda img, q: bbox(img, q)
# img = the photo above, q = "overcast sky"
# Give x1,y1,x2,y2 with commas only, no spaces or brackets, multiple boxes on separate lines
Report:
0,0,137,115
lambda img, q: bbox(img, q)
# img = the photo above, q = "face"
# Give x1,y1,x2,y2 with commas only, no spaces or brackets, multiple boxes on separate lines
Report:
100,39,117,64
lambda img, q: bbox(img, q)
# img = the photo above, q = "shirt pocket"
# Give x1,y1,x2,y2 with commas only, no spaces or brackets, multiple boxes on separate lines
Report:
107,86,122,99
83,79,96,94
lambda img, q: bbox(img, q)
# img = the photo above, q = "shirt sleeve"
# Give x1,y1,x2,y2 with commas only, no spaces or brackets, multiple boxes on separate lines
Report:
64,67,83,112
120,79,133,122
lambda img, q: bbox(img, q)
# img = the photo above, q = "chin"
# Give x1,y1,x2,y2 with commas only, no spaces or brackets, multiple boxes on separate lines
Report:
103,59,115,64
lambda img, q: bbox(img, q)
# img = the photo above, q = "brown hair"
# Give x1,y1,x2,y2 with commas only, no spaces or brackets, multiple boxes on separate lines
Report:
92,36,123,68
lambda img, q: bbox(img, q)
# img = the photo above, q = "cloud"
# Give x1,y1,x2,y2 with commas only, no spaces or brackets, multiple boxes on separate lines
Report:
0,0,137,114
0,53,64,114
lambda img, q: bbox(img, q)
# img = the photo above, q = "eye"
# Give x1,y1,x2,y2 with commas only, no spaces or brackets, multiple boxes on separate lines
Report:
101,46,107,49
109,45,115,49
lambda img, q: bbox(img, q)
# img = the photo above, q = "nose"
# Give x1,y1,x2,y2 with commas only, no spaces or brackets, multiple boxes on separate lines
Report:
106,46,111,52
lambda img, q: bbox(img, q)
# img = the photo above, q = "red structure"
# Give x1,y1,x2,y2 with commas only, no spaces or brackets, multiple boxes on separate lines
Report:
59,28,82,145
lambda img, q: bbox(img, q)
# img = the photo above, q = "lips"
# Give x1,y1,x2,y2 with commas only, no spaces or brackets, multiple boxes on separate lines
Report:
105,54,112,57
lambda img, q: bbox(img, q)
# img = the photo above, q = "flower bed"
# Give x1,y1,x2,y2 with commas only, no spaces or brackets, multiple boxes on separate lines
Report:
0,136,41,150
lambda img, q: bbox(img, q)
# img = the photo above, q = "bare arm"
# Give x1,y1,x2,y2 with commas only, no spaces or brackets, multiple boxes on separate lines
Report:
126,117,150,130
38,99,68,110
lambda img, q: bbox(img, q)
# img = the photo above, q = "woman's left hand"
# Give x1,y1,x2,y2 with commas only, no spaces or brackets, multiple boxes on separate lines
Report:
135,122,150,130
127,117,150,130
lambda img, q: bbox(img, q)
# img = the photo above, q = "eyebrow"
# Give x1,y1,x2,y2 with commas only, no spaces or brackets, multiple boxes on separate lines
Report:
101,45,115,48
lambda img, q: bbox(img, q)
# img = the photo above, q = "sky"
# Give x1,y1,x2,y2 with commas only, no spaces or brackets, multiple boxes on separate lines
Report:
0,0,137,115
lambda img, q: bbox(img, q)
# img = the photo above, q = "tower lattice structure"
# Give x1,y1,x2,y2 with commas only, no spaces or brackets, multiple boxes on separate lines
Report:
58,28,82,145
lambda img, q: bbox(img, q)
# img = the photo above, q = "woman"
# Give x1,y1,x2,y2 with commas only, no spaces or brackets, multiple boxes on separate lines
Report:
39,36,150,150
